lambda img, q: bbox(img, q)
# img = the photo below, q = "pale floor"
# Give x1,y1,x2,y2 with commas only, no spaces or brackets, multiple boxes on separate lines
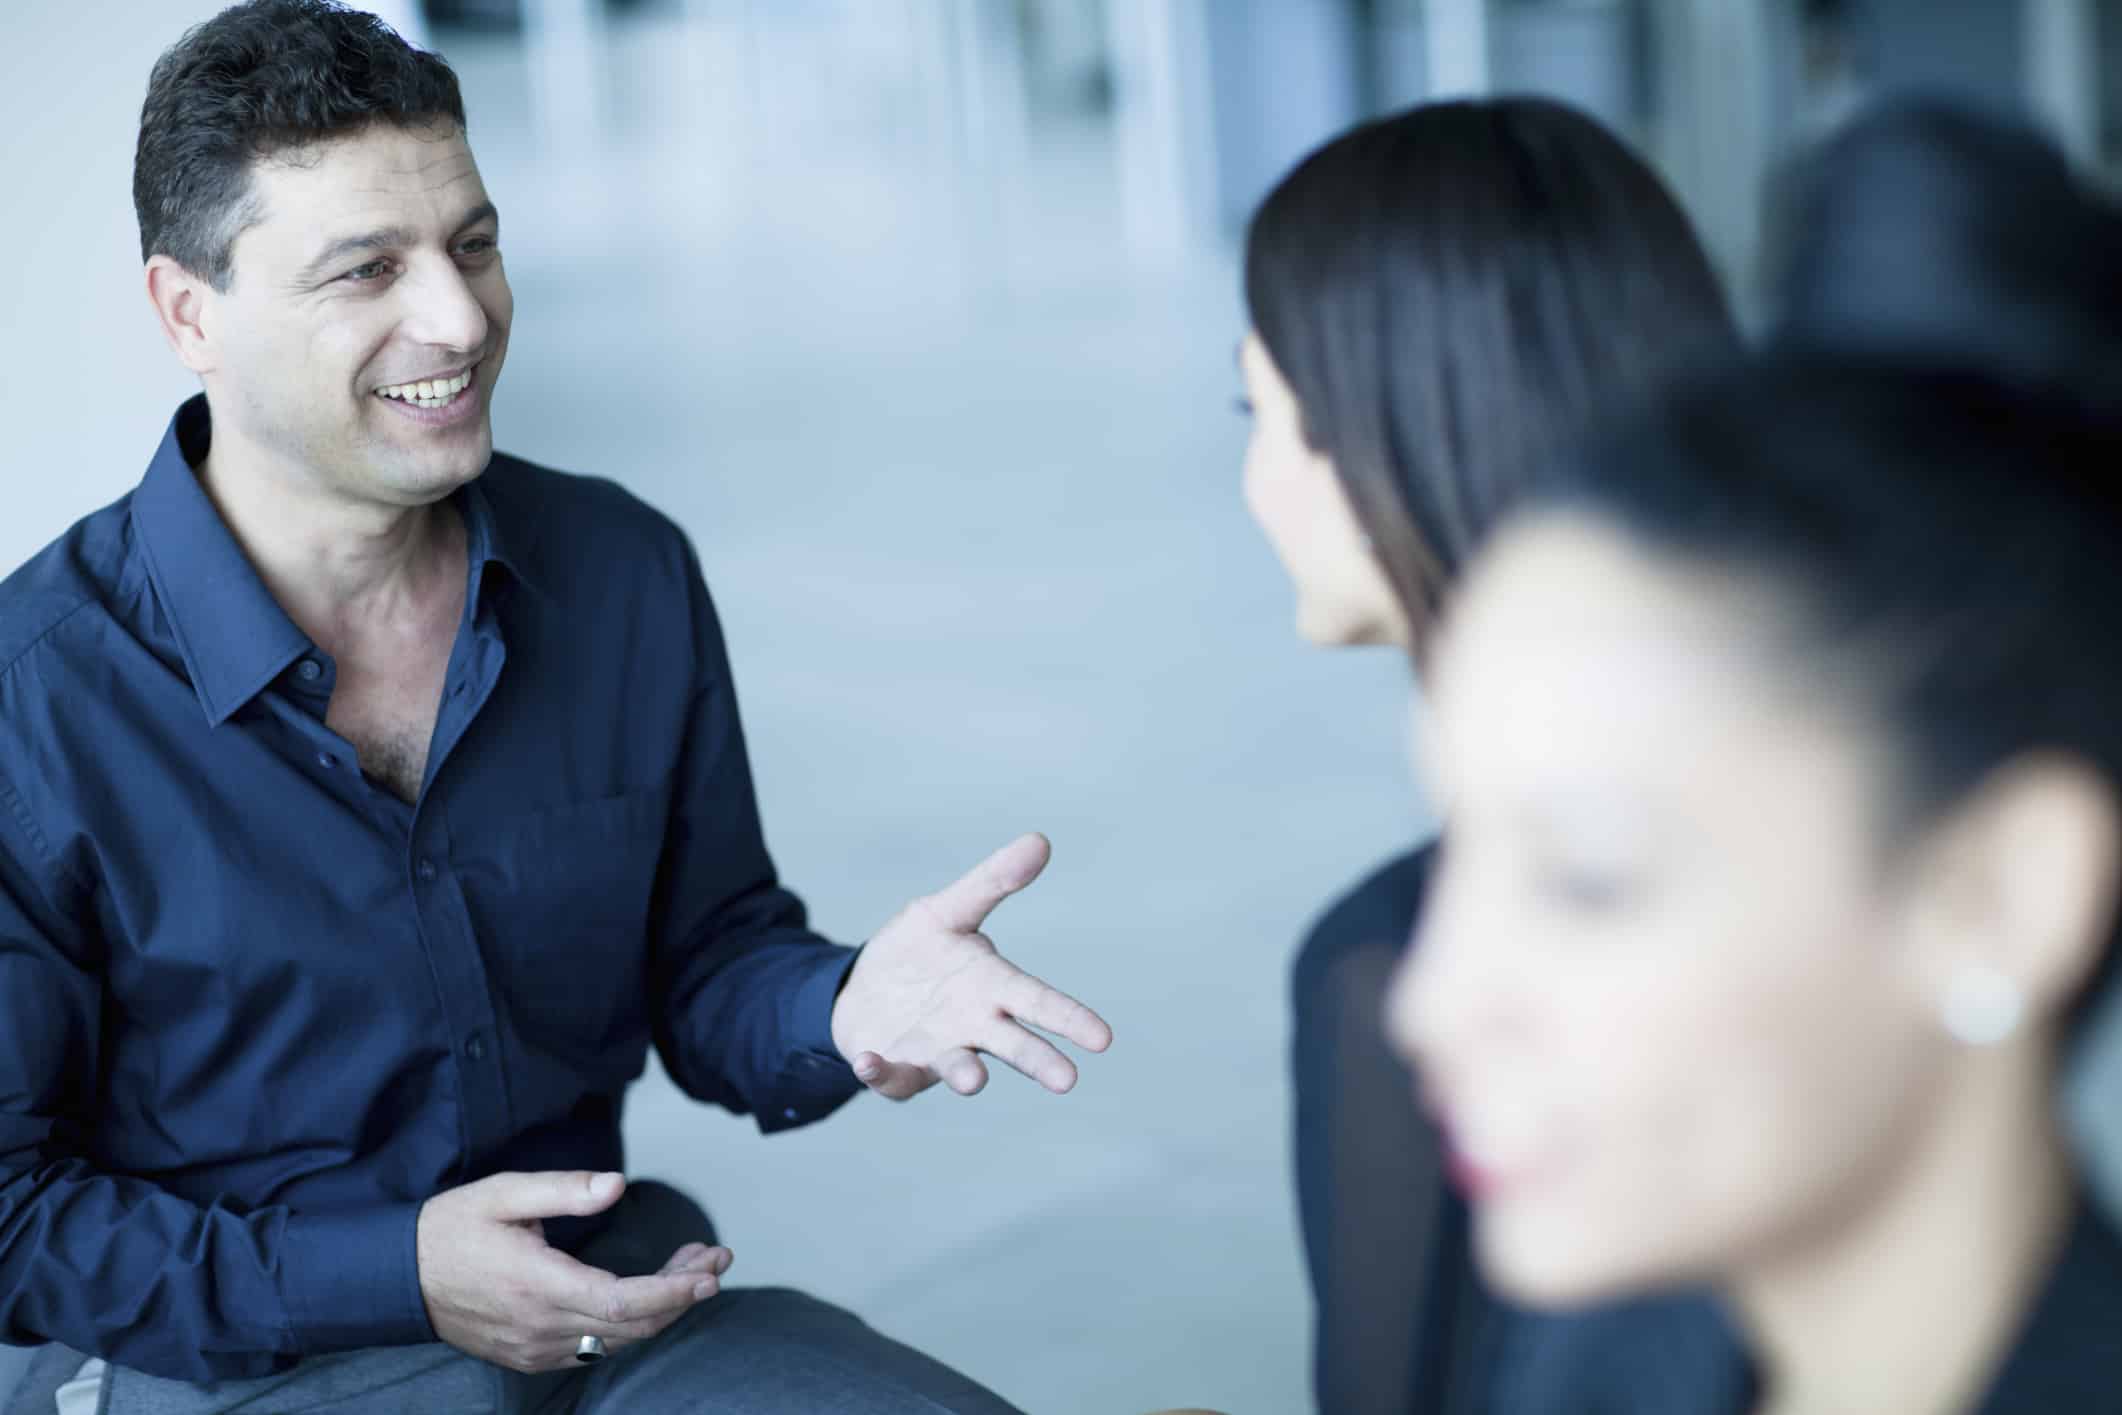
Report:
7,5,1427,1413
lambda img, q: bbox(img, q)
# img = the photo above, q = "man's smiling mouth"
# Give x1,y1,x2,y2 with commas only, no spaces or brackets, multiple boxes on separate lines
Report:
374,363,476,408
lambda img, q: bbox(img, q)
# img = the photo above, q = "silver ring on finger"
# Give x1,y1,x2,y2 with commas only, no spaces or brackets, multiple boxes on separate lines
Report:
575,1334,607,1364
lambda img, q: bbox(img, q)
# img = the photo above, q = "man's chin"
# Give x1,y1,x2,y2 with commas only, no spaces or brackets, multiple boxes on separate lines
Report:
381,443,493,503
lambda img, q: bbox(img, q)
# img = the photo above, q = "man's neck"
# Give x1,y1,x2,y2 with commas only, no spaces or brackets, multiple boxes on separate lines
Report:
197,424,463,648
1734,1044,2074,1415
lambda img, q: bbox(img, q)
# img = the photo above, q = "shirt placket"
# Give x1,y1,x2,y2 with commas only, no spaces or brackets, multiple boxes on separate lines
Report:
405,808,513,1168
274,605,516,1180
409,599,515,1170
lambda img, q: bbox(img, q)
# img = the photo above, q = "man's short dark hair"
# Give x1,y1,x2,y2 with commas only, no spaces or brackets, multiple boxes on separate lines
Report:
134,0,467,290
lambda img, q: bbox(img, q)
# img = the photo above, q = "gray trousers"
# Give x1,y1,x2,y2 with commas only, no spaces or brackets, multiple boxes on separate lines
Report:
79,1183,1024,1415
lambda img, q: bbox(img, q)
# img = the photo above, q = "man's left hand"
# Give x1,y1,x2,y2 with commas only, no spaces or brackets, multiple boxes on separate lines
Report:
830,833,1112,1099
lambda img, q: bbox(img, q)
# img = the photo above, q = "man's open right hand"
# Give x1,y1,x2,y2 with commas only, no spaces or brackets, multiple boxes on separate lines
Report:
416,1170,731,1373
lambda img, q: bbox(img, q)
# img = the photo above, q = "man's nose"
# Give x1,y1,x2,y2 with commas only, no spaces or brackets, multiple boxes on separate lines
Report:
398,256,490,356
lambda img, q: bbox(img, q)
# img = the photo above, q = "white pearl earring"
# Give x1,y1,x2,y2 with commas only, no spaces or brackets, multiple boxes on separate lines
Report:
1940,963,2025,1047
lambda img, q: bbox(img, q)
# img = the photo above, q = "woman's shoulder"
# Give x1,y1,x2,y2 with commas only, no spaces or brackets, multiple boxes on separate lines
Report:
1292,843,1438,990
1311,843,1437,943
1979,1199,2122,1411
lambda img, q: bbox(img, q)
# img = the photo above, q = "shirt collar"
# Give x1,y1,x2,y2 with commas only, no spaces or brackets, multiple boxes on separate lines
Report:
455,458,540,609
133,395,539,727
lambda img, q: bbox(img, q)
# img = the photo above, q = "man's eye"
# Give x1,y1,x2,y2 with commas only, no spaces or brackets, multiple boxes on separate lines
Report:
457,238,497,257
344,259,391,283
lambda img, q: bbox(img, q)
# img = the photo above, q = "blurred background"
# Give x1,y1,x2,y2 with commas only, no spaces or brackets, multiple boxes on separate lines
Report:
6,1,2120,1410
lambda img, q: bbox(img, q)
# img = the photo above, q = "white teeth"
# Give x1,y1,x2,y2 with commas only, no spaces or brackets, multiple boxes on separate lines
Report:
377,368,473,404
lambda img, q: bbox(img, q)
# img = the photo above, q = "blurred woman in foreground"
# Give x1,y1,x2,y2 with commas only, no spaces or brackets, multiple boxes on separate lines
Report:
1236,96,1734,1414
1391,346,2122,1412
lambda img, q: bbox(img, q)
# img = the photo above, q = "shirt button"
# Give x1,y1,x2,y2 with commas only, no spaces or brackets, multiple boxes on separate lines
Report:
317,752,337,770
416,859,438,882
296,658,324,683
783,1108,799,1121
466,1035,488,1061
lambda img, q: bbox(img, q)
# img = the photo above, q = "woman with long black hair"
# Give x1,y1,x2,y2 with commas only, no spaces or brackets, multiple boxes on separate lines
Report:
1234,97,1736,1413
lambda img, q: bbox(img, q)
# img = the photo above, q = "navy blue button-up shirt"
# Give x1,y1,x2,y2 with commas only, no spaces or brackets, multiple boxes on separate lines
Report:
0,397,861,1381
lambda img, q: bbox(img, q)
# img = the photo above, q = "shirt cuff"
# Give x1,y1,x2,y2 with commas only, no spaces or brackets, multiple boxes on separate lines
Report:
760,946,862,1134
277,1205,434,1352
790,943,861,1061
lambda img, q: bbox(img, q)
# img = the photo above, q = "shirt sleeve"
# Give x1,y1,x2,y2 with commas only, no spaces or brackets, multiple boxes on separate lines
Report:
645,541,864,1133
0,772,433,1381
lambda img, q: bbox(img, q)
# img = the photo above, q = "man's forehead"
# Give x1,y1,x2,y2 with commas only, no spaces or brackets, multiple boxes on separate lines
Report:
257,125,486,223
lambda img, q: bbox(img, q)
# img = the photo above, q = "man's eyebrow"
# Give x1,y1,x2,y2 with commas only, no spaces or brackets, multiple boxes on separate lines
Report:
294,202,501,287
295,225,416,286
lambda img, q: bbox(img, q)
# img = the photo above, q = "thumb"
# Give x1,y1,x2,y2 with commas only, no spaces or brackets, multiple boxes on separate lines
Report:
477,1170,626,1223
924,833,1051,932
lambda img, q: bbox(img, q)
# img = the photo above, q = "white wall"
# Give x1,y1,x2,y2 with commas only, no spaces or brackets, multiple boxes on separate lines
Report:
5,4,233,576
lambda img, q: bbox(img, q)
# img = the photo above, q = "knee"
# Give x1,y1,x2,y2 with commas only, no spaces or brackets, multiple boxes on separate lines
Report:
685,1286,864,1334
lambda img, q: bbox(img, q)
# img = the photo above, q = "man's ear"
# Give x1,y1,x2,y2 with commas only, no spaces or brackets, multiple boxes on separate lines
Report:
145,255,218,376
1898,756,2122,1041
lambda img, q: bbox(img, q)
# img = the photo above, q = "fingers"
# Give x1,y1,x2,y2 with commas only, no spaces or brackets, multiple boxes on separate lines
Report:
581,1305,692,1346
1001,969,1114,1054
545,1250,720,1332
523,1305,679,1370
477,1170,626,1223
658,1243,709,1276
922,833,1051,932
657,1243,730,1278
856,1048,986,1098
612,1243,730,1322
513,1247,735,1371
936,1046,989,1096
978,1018,1079,1094
853,1051,935,1102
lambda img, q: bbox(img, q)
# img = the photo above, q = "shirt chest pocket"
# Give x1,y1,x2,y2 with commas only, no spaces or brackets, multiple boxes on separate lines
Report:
451,780,675,1060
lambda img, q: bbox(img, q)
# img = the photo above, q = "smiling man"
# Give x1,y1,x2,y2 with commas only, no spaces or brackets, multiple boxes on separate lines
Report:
0,4,1109,1412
